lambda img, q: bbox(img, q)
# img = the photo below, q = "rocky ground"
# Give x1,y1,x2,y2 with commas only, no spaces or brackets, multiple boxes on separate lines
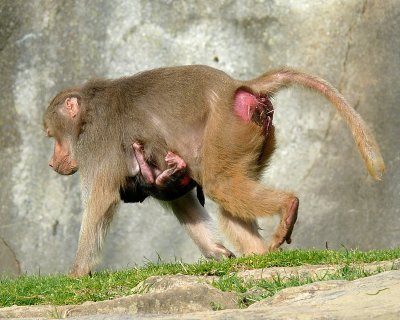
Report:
1,259,399,319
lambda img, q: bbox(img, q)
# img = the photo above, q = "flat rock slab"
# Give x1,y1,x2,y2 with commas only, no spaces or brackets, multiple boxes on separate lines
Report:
74,270,399,320
0,275,236,318
247,270,400,319
1,261,399,319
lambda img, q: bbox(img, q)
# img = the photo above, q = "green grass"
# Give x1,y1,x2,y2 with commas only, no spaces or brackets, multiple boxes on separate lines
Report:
0,248,399,308
213,263,389,308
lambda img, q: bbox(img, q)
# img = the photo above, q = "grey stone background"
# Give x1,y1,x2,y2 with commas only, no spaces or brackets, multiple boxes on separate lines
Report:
0,0,399,276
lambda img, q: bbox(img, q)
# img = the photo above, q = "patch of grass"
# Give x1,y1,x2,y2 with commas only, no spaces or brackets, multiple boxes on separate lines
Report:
0,248,399,307
212,273,315,308
212,263,384,308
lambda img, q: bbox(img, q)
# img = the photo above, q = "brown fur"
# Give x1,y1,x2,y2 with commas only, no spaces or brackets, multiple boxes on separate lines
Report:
44,65,384,276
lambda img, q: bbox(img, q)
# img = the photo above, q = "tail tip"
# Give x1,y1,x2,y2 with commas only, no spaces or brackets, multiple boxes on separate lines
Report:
368,156,385,181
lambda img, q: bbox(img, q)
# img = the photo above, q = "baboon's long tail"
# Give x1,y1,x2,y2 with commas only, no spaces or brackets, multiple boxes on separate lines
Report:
248,68,385,180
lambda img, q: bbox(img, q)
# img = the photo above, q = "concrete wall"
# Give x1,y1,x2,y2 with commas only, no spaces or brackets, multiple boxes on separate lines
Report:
0,0,399,276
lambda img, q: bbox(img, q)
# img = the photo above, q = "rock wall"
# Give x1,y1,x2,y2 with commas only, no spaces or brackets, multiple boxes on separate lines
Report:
0,0,399,275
